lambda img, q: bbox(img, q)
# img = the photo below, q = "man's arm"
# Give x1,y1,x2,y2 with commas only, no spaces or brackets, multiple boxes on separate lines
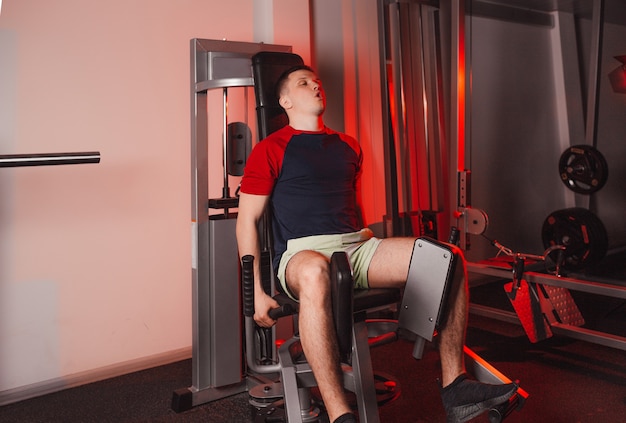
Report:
236,192,280,327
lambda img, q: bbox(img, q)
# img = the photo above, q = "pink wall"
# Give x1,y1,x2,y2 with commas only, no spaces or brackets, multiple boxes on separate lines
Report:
0,0,312,399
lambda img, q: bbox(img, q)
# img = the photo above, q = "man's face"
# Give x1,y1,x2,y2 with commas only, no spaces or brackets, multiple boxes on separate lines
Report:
280,69,326,116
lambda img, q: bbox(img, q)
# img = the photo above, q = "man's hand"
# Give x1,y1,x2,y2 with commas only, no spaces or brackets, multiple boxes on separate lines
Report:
254,292,280,328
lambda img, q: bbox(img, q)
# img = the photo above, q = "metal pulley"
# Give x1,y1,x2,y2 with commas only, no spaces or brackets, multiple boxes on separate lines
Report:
456,207,489,235
558,145,608,194
541,207,608,270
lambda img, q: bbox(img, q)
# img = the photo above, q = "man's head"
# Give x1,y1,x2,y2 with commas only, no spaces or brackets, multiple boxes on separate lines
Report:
275,65,326,117
275,65,315,99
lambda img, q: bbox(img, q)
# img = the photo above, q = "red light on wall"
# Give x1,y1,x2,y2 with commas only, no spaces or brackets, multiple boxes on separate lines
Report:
608,55,626,94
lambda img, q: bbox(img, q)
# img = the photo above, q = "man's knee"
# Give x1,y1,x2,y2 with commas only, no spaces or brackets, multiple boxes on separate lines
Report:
286,251,331,298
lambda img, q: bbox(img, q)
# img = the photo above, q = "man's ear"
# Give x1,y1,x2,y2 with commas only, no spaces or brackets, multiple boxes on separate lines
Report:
279,95,291,110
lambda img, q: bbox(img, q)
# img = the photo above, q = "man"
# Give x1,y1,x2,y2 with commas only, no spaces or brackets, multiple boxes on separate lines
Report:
236,65,517,423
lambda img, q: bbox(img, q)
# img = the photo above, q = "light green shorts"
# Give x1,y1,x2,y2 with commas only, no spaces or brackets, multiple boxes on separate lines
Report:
277,228,382,300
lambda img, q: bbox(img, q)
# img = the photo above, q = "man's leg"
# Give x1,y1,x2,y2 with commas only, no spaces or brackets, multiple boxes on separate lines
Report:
285,250,353,423
368,238,517,422
435,248,468,386
368,238,463,374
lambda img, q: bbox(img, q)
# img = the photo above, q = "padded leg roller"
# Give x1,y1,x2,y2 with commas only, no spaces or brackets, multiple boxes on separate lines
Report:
398,237,457,348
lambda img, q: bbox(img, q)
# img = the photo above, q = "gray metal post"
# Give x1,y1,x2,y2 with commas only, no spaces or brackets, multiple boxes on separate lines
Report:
450,0,467,248
172,39,292,412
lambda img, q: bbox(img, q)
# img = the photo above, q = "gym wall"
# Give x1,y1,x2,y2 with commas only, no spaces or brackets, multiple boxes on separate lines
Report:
0,0,310,403
466,10,626,262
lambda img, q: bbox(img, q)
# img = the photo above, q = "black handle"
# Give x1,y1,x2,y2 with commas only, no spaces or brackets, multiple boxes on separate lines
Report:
243,255,295,320
268,303,296,320
242,255,255,317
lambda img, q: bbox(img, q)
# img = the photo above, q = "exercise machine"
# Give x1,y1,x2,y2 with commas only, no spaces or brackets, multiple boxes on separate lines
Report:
174,36,528,421
243,235,527,423
171,39,294,412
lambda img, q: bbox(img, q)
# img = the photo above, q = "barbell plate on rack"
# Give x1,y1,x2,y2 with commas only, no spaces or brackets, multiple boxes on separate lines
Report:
541,207,608,270
558,145,608,194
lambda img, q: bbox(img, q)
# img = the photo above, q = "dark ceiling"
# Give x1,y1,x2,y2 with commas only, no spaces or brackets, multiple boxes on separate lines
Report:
473,0,626,26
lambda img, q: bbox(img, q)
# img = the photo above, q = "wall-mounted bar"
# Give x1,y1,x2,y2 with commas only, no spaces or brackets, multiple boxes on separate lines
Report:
0,152,100,168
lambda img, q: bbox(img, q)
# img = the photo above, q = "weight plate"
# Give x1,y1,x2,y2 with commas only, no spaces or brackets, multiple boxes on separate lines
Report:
541,207,608,269
558,145,608,194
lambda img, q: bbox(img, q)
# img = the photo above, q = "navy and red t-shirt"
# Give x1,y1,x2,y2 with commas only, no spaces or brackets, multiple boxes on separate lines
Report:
240,125,363,271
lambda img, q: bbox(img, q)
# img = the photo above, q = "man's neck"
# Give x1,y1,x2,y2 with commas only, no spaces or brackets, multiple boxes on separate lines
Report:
288,115,324,132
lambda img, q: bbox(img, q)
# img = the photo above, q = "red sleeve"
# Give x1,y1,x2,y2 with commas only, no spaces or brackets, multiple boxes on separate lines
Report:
240,129,289,195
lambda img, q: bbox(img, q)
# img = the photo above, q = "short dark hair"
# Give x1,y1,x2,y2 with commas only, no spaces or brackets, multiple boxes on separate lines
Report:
275,65,316,100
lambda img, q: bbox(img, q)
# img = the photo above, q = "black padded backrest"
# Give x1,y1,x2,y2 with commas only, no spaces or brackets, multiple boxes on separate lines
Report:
251,51,304,139
251,51,304,290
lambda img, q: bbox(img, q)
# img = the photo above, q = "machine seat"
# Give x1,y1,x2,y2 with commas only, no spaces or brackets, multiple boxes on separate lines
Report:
270,289,401,318
264,252,401,368
354,288,401,312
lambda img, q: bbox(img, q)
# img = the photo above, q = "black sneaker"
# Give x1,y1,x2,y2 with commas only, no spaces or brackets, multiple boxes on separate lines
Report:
440,373,518,423
333,412,357,423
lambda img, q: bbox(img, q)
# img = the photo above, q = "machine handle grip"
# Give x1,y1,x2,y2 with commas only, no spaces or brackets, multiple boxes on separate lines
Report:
268,302,295,320
243,255,296,321
242,255,255,317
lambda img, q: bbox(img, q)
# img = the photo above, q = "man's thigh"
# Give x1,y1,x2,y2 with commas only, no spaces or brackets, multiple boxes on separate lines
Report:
367,237,416,288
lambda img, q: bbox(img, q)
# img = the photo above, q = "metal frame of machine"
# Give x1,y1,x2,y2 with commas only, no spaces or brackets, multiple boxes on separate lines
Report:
176,34,529,420
172,39,292,411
